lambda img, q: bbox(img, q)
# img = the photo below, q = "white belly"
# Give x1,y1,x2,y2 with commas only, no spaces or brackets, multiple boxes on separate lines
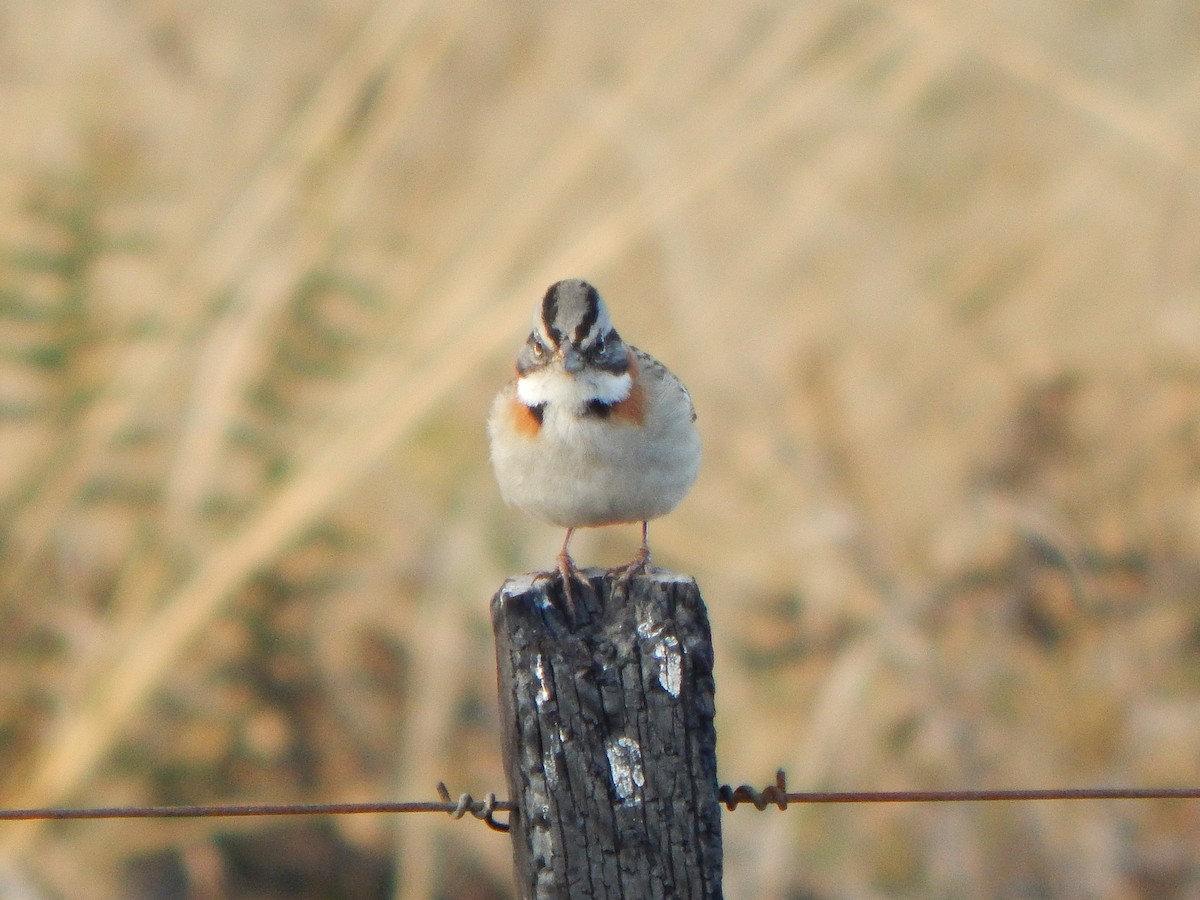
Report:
488,390,701,528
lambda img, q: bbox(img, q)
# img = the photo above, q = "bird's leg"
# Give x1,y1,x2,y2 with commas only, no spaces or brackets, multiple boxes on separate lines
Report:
617,521,653,583
556,527,581,614
556,527,577,581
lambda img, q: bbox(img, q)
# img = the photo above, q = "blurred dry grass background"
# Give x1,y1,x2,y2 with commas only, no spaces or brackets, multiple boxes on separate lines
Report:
2,0,1200,897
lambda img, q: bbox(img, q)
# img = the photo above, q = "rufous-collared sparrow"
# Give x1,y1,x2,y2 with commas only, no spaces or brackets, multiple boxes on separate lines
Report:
488,279,701,597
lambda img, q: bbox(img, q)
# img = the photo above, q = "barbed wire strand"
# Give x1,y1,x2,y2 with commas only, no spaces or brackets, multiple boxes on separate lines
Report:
0,784,512,833
2,773,1197,829
716,771,1200,810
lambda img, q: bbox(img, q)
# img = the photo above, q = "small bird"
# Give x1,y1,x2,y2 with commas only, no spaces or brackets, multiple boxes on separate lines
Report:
488,279,701,597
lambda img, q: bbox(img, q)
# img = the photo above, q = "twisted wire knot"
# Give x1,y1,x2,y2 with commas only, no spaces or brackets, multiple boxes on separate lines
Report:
719,769,789,811
436,782,510,832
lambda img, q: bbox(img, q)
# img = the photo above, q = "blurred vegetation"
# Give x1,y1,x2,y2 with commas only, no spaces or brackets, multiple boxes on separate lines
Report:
2,1,1200,898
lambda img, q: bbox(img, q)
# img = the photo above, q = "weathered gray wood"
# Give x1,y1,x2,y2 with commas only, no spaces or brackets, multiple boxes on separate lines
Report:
492,569,721,900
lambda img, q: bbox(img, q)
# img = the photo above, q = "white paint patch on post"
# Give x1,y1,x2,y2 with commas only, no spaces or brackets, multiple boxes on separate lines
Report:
534,654,552,704
637,622,660,639
502,574,554,612
531,827,554,868
654,635,682,697
605,737,645,805
638,622,682,697
502,573,540,598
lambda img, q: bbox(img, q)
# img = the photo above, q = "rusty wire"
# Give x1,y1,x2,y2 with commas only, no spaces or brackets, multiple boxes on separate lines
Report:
718,771,1200,810
0,788,513,829
2,771,1198,828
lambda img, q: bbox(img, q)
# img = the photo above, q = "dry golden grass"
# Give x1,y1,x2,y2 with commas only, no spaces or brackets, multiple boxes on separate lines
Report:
2,1,1200,897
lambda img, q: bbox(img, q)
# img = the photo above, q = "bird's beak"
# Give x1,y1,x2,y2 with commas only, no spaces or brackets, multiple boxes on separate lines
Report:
559,346,584,374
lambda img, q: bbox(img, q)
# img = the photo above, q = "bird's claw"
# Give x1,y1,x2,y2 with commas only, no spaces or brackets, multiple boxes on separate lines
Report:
556,551,589,618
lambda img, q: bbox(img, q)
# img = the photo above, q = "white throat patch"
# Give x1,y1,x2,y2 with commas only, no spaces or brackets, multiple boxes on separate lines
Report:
517,367,632,411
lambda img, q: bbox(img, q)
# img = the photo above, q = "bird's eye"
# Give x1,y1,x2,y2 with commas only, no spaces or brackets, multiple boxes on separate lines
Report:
595,334,606,351
531,339,547,358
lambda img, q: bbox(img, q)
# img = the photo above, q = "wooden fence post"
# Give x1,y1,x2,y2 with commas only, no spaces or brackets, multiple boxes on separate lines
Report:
491,568,721,899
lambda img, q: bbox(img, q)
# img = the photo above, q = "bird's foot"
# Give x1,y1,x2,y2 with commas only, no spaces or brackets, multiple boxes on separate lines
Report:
556,550,590,618
614,545,653,585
